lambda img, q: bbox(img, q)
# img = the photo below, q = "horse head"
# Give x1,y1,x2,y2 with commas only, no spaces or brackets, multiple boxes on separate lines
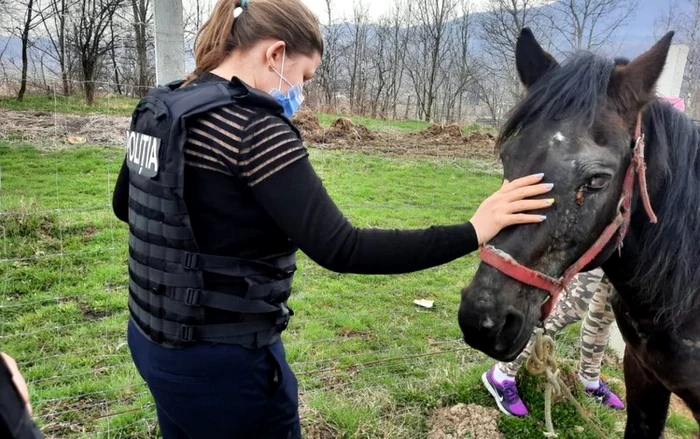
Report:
458,28,674,361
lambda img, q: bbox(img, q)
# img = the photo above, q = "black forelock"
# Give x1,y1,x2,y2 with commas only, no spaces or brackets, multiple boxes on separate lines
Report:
498,52,616,147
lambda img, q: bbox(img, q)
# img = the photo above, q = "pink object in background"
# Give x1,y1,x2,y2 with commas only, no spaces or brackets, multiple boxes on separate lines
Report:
662,96,685,112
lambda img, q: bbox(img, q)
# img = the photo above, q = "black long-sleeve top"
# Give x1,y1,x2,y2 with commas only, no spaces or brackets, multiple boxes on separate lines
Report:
0,355,43,439
113,73,478,306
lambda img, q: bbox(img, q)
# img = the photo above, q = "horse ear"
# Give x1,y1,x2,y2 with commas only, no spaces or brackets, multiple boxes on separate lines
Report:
609,31,675,119
516,28,559,88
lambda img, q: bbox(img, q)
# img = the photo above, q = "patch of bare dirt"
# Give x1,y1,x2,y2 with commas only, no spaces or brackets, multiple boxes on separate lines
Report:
40,395,110,436
337,328,373,339
78,301,110,321
325,117,376,142
1,109,499,162
0,110,129,147
427,403,503,439
415,123,464,144
465,131,497,157
291,110,325,143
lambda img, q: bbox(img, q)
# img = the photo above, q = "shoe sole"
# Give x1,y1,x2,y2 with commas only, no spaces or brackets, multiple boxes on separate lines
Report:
481,371,526,418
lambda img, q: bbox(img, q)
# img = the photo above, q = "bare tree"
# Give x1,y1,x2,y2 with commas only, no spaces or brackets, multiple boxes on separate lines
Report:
542,0,638,53
69,0,124,104
447,0,476,122
184,0,207,76
131,0,151,95
480,0,542,67
405,0,458,121
38,0,75,95
384,0,410,119
473,57,511,126
654,0,681,38
107,8,124,93
10,0,49,100
478,0,544,105
315,0,344,110
348,0,370,113
18,0,36,100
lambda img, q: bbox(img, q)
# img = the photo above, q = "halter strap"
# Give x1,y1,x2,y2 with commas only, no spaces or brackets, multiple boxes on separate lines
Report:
479,113,657,321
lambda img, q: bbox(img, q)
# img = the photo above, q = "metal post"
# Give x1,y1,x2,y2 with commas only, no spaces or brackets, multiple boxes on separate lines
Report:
657,44,689,98
153,0,185,86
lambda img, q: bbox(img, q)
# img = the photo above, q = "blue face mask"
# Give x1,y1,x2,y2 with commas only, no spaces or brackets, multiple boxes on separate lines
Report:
269,50,305,118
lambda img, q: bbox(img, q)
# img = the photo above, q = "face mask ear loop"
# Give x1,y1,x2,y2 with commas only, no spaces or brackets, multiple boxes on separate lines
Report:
278,49,286,91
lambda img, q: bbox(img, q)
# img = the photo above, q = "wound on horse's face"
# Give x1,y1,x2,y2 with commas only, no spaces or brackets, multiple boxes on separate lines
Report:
576,189,584,206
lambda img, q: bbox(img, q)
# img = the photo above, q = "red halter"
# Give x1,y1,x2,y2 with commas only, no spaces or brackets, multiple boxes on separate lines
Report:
479,114,658,321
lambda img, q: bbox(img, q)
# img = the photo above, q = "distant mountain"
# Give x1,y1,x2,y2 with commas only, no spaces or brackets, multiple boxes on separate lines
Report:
0,35,20,61
0,0,685,75
0,36,59,73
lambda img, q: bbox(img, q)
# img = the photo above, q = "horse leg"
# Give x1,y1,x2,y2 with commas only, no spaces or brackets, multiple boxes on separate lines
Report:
623,350,670,439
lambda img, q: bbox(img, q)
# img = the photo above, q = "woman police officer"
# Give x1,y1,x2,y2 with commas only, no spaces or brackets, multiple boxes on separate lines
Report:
111,0,553,437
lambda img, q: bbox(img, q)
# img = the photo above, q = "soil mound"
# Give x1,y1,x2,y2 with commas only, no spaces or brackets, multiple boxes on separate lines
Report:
464,131,497,156
325,117,376,142
292,110,325,143
417,123,464,142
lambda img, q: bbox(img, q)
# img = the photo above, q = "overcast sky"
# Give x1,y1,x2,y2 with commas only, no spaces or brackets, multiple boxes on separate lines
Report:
196,0,530,24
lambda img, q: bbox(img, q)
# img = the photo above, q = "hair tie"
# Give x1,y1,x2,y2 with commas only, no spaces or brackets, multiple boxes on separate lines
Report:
234,0,248,18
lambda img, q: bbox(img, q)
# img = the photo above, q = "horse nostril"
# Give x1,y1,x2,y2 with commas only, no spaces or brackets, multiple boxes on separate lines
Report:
495,310,525,351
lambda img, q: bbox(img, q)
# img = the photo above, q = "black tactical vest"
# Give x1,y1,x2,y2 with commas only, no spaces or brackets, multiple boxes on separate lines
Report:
125,79,297,349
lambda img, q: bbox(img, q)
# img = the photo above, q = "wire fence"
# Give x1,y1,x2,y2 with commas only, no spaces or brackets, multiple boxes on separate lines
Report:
0,78,593,438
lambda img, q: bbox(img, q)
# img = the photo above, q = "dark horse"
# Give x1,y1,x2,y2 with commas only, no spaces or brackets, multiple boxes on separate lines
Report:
458,29,700,438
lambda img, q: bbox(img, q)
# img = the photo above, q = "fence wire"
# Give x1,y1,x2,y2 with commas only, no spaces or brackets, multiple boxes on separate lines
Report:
0,78,589,439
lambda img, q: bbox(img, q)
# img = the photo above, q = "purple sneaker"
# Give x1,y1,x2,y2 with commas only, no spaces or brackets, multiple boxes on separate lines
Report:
585,379,625,410
482,366,529,417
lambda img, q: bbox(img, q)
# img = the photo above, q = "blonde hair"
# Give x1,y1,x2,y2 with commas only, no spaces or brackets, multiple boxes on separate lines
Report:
186,0,323,84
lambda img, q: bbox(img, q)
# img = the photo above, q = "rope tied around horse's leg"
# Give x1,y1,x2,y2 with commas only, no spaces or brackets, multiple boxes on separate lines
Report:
525,327,608,439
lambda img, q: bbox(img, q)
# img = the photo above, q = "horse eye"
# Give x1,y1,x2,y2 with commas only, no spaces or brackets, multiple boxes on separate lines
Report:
585,176,609,190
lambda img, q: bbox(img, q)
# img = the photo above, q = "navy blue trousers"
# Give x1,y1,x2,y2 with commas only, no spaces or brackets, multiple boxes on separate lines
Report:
127,319,301,438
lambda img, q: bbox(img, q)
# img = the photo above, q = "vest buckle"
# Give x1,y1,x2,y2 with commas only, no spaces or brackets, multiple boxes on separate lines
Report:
183,252,199,269
277,316,290,332
180,325,195,342
185,288,201,306
276,303,291,331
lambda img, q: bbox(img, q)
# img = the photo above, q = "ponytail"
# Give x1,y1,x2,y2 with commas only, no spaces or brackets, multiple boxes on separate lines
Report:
185,0,323,85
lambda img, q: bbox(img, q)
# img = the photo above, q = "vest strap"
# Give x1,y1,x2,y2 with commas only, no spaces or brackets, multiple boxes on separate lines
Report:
129,299,290,342
129,207,193,241
128,183,185,215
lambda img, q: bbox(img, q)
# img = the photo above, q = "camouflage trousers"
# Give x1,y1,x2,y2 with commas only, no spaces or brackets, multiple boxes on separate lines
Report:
496,268,616,382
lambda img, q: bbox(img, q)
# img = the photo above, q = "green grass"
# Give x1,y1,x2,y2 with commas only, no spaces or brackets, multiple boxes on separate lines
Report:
0,142,696,438
0,93,139,116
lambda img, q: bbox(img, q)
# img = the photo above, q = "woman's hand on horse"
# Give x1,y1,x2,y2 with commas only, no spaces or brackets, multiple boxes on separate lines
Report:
470,173,554,245
0,351,32,416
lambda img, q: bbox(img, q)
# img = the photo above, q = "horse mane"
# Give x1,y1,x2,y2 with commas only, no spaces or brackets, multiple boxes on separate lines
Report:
634,99,700,329
499,50,700,329
498,52,616,147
